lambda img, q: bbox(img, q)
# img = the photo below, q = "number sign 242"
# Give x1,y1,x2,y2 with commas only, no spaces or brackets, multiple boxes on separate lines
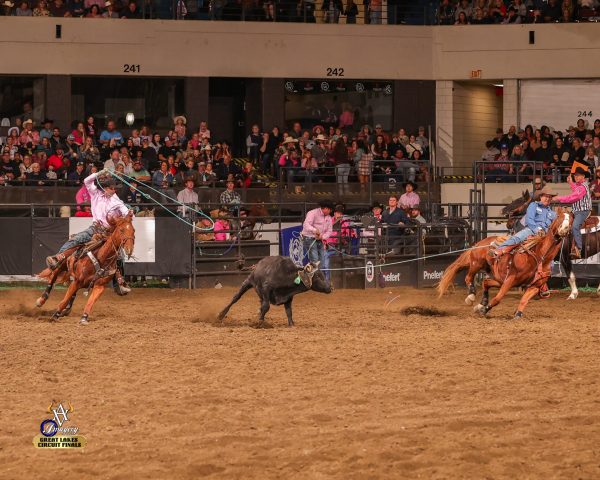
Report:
326,67,344,77
123,64,141,73
578,110,593,117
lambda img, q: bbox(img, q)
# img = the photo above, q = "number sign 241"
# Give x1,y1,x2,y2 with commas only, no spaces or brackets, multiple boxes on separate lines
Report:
123,64,141,73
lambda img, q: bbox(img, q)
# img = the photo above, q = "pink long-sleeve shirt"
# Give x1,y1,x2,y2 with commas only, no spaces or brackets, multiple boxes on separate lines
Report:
84,172,129,228
555,181,587,204
301,207,333,240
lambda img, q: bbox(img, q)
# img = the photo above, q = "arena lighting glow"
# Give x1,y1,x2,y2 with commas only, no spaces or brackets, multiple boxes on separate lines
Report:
493,83,504,87
125,112,135,126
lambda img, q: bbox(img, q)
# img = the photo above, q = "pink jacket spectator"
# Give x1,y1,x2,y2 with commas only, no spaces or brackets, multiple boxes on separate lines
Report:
555,181,587,204
326,218,355,245
75,185,90,211
213,219,230,241
301,207,333,240
399,191,420,208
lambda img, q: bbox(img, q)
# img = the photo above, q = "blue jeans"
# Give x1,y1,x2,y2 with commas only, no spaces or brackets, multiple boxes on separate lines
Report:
59,225,95,253
303,236,326,266
572,210,590,249
336,163,351,194
498,227,536,247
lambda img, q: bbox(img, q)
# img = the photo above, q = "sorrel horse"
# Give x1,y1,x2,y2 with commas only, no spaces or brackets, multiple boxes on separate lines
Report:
437,209,572,314
473,209,571,318
502,193,600,299
37,213,136,325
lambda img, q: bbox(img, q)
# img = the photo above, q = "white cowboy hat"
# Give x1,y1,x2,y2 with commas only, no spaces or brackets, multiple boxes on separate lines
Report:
174,115,187,125
22,119,33,126
203,145,212,151
282,137,298,145
315,134,328,142
3,1,14,6
105,0,112,6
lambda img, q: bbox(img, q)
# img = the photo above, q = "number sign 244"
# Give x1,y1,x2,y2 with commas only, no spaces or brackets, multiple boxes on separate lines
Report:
577,111,593,117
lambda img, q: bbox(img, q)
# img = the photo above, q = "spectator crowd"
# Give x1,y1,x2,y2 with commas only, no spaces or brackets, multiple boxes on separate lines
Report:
480,119,600,201
440,0,600,25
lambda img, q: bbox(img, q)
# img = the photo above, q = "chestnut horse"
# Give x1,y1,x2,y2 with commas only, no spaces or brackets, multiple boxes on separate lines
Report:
438,209,572,314
472,209,571,319
37,213,135,325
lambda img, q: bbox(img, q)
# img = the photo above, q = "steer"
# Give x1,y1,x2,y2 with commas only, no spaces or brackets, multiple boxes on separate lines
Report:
217,256,333,326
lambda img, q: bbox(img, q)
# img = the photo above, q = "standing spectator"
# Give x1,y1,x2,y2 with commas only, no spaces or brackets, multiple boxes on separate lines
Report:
533,138,552,180
173,115,187,141
333,137,350,196
486,144,513,183
344,0,358,23
99,120,123,147
553,168,592,259
198,121,211,141
322,0,342,23
246,124,262,164
301,200,333,271
85,116,97,141
438,0,455,24
213,215,230,241
416,126,429,157
49,127,64,151
381,195,410,250
502,125,519,151
481,140,500,162
39,119,53,140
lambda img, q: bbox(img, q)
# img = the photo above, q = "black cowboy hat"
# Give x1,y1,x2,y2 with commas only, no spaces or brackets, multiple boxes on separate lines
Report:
573,166,591,178
371,201,383,210
403,181,418,191
334,203,345,213
318,200,334,210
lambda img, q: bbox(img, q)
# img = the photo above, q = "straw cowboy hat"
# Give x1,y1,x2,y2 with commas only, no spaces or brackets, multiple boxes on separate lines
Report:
315,134,328,142
3,1,14,6
174,115,187,125
203,144,212,151
282,137,298,145
538,185,558,197
22,118,33,126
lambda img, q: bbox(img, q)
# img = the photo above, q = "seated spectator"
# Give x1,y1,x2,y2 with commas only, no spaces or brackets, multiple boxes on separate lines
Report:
15,1,33,15
470,7,489,24
239,161,255,188
173,115,187,141
152,161,175,188
382,195,410,247
488,0,506,22
591,167,600,200
102,0,118,17
49,127,64,151
198,121,211,141
103,149,121,171
455,0,472,21
121,0,141,18
18,154,33,179
49,0,71,17
19,119,39,146
409,207,426,224
481,140,500,162
67,161,87,186
99,120,123,147
439,0,455,25
79,136,100,165
75,183,92,216
220,180,241,210
1,150,19,178
543,0,561,22
217,155,240,181
213,214,231,241
46,145,70,177
176,177,199,218
198,162,217,187
39,118,53,140
399,181,420,209
130,160,151,182
405,135,422,158
485,143,513,182
502,6,521,23
69,0,85,16
455,11,470,24
86,5,103,18
25,162,47,186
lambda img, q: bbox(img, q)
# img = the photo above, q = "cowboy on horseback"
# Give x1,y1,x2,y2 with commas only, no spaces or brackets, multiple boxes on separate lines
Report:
491,185,558,258
45,169,132,295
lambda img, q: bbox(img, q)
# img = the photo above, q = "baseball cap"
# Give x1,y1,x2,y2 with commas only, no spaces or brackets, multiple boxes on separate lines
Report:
500,143,508,149
375,124,382,129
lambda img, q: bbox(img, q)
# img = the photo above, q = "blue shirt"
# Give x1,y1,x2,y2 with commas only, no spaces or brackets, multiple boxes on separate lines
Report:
99,130,123,145
524,201,556,232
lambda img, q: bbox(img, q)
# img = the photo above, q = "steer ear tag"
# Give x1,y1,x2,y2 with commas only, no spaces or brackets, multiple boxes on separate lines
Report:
294,276,302,285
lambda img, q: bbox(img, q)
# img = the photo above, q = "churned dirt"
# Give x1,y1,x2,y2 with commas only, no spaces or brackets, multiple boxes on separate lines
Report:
1,285,600,479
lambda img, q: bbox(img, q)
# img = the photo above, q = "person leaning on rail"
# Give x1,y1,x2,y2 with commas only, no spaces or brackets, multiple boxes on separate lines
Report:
491,185,558,259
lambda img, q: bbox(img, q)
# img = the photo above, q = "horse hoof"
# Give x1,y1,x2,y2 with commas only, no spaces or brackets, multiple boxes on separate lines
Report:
473,304,487,316
513,311,523,320
35,298,45,308
465,294,476,306
567,294,578,300
61,309,72,317
79,318,89,326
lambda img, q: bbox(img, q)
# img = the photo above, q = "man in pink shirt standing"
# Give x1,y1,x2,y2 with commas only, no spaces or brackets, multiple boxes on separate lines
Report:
301,200,333,277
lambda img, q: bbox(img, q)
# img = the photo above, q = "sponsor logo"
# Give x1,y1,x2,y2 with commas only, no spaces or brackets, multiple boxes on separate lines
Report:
33,401,87,449
423,270,443,280
365,261,374,283
382,272,401,282
289,237,304,267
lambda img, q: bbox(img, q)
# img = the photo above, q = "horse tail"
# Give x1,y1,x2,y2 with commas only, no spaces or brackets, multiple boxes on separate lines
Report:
436,249,472,297
37,268,53,281
37,268,69,284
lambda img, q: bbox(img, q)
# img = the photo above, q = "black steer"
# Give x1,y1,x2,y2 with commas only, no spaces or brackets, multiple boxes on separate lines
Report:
217,256,332,326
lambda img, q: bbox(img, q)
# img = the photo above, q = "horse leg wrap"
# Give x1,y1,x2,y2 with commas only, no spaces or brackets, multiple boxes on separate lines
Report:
513,310,523,320
79,314,89,325
50,311,61,322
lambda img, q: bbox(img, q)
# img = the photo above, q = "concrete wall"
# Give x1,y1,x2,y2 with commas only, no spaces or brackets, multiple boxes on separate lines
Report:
452,82,502,170
2,20,600,80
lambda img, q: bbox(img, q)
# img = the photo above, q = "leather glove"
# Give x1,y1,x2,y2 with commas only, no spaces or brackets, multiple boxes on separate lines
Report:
98,168,108,176
537,229,545,237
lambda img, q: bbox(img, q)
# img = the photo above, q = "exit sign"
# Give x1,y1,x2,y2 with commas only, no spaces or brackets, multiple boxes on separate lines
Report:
471,70,482,79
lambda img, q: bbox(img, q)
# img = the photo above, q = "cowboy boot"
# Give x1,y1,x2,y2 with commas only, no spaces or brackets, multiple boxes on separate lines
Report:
46,253,66,270
491,246,511,258
113,271,131,296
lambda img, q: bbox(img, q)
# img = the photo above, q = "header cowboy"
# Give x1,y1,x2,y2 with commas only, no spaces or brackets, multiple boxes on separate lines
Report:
492,185,558,258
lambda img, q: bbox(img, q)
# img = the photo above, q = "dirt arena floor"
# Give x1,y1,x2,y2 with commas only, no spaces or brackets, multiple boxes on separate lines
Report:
2,285,600,479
